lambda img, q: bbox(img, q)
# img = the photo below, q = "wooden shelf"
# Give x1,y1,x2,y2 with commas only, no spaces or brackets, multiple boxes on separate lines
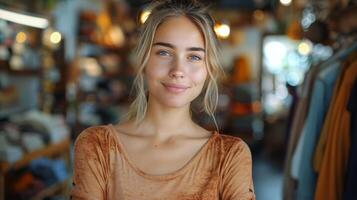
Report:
0,138,71,200
0,106,25,119
30,180,68,200
0,62,41,76
0,139,70,173
7,68,42,76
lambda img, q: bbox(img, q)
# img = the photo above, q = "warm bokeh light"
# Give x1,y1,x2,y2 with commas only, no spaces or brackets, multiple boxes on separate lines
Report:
280,0,292,6
16,31,27,43
253,10,265,21
81,58,102,77
298,40,312,56
50,31,62,44
214,23,230,39
140,10,151,24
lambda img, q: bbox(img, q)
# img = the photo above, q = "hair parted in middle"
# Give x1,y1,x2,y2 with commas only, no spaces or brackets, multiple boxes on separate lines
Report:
126,0,225,128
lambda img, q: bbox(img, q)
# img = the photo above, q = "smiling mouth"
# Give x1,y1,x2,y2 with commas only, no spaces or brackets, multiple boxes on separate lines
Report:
162,83,189,93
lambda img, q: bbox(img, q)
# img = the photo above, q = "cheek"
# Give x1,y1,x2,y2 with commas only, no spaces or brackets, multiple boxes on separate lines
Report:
190,67,208,86
145,59,169,80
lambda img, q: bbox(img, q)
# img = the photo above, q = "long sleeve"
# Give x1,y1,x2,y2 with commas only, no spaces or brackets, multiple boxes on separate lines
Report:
71,127,111,200
220,139,255,200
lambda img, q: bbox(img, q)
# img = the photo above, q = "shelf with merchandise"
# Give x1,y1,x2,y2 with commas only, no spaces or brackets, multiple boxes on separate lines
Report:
0,138,71,200
0,61,42,76
0,20,70,200
70,7,137,136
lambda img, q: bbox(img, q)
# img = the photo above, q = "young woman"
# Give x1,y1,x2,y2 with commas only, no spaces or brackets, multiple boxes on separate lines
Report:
71,0,255,199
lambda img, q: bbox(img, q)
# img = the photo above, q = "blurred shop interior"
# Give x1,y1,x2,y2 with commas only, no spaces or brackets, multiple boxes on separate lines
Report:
0,0,357,199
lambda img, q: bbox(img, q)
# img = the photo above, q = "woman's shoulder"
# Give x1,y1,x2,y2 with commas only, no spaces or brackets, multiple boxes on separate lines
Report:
213,133,253,175
214,133,251,156
74,125,116,148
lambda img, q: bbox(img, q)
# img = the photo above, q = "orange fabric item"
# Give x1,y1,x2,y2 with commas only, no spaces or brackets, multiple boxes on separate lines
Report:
230,101,261,115
13,173,34,191
314,61,357,200
71,125,255,200
231,56,252,84
313,62,348,172
314,53,357,172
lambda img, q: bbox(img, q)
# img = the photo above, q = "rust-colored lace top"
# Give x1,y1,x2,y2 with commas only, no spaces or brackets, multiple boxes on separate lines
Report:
71,125,255,200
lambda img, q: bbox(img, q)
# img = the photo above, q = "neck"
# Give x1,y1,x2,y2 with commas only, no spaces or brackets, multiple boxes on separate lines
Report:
137,98,196,140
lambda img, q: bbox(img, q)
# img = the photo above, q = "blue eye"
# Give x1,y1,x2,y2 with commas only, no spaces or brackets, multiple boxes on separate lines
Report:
157,50,170,56
188,55,202,61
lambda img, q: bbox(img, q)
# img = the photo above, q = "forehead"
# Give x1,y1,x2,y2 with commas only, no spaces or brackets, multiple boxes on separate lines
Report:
153,16,205,48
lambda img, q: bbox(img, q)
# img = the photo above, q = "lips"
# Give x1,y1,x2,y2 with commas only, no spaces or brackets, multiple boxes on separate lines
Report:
162,82,189,93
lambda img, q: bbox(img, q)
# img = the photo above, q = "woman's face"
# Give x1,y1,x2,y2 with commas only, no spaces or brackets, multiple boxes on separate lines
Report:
144,16,208,108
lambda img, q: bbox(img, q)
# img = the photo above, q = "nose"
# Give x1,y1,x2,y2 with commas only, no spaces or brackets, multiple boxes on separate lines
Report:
169,57,185,79
169,71,184,78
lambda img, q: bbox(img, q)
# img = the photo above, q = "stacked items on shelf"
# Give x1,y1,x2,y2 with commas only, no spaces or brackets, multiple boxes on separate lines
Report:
5,158,68,200
69,2,137,135
0,110,70,200
0,12,67,116
225,56,263,143
0,24,43,117
0,4,70,200
73,43,132,127
41,27,67,115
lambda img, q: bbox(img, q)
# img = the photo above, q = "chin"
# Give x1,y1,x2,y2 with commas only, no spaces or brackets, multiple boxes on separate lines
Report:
150,92,199,109
148,87,203,109
158,97,192,108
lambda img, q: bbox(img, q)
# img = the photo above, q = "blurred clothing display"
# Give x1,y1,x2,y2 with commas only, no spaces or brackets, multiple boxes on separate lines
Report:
10,110,70,143
283,41,357,200
5,158,68,200
314,60,357,200
291,61,341,199
0,134,23,164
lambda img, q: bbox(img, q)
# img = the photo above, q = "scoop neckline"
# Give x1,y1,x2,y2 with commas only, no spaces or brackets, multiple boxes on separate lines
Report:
108,124,218,181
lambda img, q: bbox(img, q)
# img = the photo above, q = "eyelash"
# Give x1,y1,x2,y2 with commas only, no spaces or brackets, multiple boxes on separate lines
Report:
156,50,203,61
156,50,171,56
188,55,202,61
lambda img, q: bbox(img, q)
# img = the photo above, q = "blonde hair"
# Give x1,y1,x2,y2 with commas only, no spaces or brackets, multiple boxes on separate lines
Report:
126,0,224,129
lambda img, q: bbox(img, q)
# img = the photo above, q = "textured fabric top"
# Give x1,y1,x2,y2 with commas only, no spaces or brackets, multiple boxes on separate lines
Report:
71,125,255,200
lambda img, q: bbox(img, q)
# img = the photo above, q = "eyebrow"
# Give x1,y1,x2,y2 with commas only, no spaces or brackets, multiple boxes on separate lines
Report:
153,42,205,52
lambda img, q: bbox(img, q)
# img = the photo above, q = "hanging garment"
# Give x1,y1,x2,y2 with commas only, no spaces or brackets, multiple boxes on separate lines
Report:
314,61,357,200
343,79,357,200
312,65,346,172
290,61,341,200
283,65,321,200
313,52,357,171
283,42,357,200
